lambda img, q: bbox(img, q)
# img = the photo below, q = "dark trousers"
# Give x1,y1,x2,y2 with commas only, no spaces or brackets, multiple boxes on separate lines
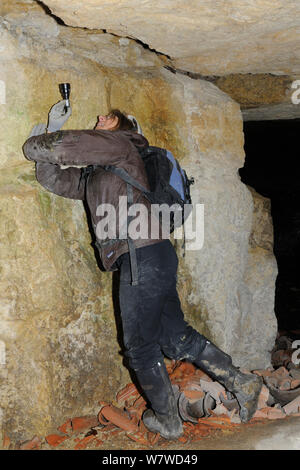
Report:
117,240,207,371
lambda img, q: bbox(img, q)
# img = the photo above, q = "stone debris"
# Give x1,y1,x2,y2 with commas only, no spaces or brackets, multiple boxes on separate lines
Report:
4,359,300,450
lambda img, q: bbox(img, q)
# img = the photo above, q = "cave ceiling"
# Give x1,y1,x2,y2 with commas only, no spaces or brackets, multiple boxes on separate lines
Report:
3,0,300,119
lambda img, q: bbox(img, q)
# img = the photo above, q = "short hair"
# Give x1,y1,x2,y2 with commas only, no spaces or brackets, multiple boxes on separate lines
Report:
109,109,137,131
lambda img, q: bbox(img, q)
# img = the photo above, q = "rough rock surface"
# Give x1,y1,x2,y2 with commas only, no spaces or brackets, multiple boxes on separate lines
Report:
0,0,278,443
43,0,300,76
231,188,278,369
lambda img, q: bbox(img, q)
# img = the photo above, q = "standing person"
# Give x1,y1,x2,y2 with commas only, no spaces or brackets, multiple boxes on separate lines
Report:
23,101,262,440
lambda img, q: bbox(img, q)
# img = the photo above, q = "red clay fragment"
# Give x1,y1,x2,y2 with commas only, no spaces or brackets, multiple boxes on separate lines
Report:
290,380,300,390
3,433,11,449
183,390,205,400
169,361,195,381
45,434,68,447
57,419,72,435
71,415,99,433
116,383,140,404
126,430,152,446
132,395,147,410
74,434,96,450
271,366,290,380
253,369,274,378
147,432,160,446
94,439,104,448
19,435,42,450
267,407,286,420
253,407,270,419
180,362,196,375
278,379,292,391
194,369,213,382
254,406,285,420
100,405,138,433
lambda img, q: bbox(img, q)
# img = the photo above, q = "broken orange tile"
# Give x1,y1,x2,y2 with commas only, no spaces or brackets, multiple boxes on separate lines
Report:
74,434,96,450
182,389,205,400
196,418,231,429
116,383,140,404
19,436,42,450
100,405,138,433
266,407,286,420
278,379,292,391
57,418,72,435
71,415,99,433
253,408,270,419
169,361,195,381
253,369,274,378
45,434,68,447
110,429,123,436
94,439,104,448
147,432,160,446
254,406,285,420
126,430,152,446
3,433,10,449
290,379,300,390
271,366,290,380
194,369,213,381
132,395,147,409
179,375,203,391
181,362,196,375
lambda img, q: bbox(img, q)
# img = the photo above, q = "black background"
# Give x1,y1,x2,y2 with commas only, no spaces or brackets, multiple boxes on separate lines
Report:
239,118,300,333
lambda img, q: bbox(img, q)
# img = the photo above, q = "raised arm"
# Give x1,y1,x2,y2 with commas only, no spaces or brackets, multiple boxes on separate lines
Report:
23,130,131,167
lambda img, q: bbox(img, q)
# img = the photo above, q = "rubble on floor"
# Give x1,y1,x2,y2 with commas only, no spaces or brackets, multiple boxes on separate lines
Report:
4,354,300,450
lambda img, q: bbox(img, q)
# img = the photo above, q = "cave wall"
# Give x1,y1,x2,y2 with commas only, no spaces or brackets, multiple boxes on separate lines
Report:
0,1,277,443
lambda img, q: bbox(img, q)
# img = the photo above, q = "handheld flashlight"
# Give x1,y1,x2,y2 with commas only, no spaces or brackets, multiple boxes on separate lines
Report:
59,83,71,109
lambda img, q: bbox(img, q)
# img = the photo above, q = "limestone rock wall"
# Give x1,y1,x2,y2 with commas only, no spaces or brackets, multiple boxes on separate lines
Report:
166,74,278,368
0,0,277,444
43,0,300,76
230,188,278,369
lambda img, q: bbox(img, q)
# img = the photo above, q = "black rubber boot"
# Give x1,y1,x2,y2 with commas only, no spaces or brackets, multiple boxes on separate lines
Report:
134,361,183,440
195,340,263,423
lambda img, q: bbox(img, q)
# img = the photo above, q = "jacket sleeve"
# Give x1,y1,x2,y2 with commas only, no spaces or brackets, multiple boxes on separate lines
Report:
23,130,132,167
35,162,85,200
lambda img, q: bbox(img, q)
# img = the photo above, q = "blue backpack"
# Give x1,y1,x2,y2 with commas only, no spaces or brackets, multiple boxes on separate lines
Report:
105,145,194,232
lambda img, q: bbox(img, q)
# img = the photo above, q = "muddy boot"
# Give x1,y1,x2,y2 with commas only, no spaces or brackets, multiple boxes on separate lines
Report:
135,361,183,440
195,340,262,423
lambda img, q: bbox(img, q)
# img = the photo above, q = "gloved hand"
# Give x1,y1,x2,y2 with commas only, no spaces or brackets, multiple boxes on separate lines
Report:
28,123,46,138
47,100,72,132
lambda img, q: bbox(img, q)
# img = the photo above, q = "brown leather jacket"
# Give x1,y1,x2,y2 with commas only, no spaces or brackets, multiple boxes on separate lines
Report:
23,129,162,271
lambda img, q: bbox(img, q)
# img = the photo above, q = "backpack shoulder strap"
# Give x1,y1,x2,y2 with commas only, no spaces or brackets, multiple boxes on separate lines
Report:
103,165,149,194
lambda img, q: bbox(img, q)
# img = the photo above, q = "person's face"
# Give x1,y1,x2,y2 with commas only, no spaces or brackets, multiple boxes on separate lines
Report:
95,113,119,131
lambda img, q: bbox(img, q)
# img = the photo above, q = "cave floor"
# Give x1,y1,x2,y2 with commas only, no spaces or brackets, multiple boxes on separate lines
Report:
47,415,300,451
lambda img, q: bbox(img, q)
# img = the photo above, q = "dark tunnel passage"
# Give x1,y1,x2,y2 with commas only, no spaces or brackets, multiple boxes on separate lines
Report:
239,118,300,337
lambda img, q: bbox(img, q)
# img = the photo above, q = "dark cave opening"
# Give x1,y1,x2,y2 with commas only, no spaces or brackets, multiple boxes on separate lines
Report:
239,118,300,338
